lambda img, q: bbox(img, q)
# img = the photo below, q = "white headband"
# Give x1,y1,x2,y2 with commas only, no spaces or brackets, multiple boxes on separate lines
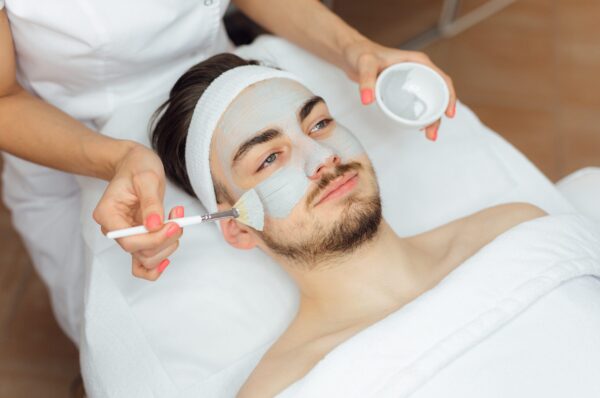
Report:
184,65,304,214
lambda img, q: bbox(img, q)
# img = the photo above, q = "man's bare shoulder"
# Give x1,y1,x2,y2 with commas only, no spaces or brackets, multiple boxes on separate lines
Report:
238,320,363,398
237,355,292,398
409,203,547,265
237,336,325,398
457,202,547,247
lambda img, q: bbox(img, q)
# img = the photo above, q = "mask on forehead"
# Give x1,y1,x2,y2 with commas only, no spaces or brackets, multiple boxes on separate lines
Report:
214,78,365,219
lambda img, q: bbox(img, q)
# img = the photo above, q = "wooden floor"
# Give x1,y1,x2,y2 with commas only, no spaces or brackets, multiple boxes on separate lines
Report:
425,0,600,181
0,0,598,396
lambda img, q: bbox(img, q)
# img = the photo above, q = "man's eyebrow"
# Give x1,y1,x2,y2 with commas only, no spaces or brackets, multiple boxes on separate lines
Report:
299,96,325,123
232,128,282,164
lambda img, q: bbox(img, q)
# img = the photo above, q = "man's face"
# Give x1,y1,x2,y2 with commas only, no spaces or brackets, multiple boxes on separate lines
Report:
210,78,382,267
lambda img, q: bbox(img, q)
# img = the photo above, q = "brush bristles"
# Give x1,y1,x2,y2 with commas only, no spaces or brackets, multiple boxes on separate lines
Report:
233,189,265,231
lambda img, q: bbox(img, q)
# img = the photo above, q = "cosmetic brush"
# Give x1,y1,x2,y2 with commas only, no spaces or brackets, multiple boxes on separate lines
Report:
106,189,264,239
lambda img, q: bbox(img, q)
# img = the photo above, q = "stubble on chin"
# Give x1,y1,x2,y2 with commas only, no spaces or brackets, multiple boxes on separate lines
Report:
259,191,383,270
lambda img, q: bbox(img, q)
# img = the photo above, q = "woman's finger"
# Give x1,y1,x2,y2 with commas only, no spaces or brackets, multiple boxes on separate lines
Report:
134,206,184,257
357,53,379,105
168,205,184,222
132,256,169,281
440,72,457,118
93,183,137,234
132,170,165,232
170,205,184,237
97,212,134,236
116,220,181,253
423,119,441,141
135,240,179,270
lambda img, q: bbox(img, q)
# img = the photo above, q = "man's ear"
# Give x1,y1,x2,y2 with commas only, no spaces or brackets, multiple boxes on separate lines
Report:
217,203,257,250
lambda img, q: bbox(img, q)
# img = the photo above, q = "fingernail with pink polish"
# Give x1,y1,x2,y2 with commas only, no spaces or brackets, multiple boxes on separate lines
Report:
145,213,162,229
158,259,170,273
361,89,373,105
166,224,179,238
175,206,184,218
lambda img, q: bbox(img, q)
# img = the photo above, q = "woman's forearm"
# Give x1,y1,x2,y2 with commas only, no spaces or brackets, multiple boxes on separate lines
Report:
0,87,136,181
0,9,132,181
233,0,369,69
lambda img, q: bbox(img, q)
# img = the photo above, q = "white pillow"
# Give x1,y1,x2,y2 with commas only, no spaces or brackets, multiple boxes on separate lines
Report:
556,167,600,223
78,36,574,396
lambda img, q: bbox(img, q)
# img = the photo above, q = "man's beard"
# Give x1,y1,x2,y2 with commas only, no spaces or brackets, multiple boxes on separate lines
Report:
259,161,383,269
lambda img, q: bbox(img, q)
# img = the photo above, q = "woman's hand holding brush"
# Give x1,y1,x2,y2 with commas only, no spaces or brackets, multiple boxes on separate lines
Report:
92,144,183,281
103,189,264,281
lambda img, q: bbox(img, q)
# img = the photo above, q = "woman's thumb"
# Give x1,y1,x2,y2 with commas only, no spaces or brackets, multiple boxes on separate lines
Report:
357,53,378,105
133,171,165,232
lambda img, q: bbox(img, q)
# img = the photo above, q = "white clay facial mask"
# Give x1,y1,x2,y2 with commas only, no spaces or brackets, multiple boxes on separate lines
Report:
213,78,365,219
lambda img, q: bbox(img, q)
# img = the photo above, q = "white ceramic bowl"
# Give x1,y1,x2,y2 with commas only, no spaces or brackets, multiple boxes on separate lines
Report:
375,62,450,128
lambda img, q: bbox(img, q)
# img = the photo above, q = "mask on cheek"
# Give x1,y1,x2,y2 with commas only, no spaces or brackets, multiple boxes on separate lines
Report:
253,124,366,220
254,157,310,219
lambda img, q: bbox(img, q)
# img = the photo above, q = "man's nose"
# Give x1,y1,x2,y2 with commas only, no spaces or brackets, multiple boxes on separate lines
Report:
298,134,338,178
309,154,341,181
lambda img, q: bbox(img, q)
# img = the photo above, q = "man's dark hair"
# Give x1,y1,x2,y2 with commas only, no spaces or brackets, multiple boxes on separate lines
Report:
150,53,259,204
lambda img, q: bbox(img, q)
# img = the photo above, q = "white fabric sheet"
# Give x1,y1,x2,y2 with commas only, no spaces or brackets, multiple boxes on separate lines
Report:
78,36,582,397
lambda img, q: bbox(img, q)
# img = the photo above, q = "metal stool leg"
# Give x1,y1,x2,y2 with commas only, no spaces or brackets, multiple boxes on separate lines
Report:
402,0,516,50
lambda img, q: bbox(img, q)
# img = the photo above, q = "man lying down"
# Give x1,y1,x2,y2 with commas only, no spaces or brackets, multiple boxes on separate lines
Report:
150,54,600,397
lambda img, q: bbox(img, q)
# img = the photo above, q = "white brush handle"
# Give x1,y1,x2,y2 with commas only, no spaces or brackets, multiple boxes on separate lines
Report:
106,210,237,239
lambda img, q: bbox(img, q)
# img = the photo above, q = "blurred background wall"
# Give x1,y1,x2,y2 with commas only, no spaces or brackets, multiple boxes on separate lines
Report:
1,0,598,396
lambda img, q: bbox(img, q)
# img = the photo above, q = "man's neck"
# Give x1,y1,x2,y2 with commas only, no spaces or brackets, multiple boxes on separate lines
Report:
282,221,439,331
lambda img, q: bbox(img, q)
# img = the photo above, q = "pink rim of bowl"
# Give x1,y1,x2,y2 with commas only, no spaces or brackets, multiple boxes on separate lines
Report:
375,62,450,128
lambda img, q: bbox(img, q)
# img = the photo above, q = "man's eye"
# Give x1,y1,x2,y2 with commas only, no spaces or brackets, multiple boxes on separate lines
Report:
257,152,279,172
310,118,333,134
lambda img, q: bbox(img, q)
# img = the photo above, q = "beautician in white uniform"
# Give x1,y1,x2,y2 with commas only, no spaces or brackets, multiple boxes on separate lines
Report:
0,0,456,344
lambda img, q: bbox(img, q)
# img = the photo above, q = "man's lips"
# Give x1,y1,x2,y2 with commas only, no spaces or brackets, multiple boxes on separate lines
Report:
314,172,359,207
